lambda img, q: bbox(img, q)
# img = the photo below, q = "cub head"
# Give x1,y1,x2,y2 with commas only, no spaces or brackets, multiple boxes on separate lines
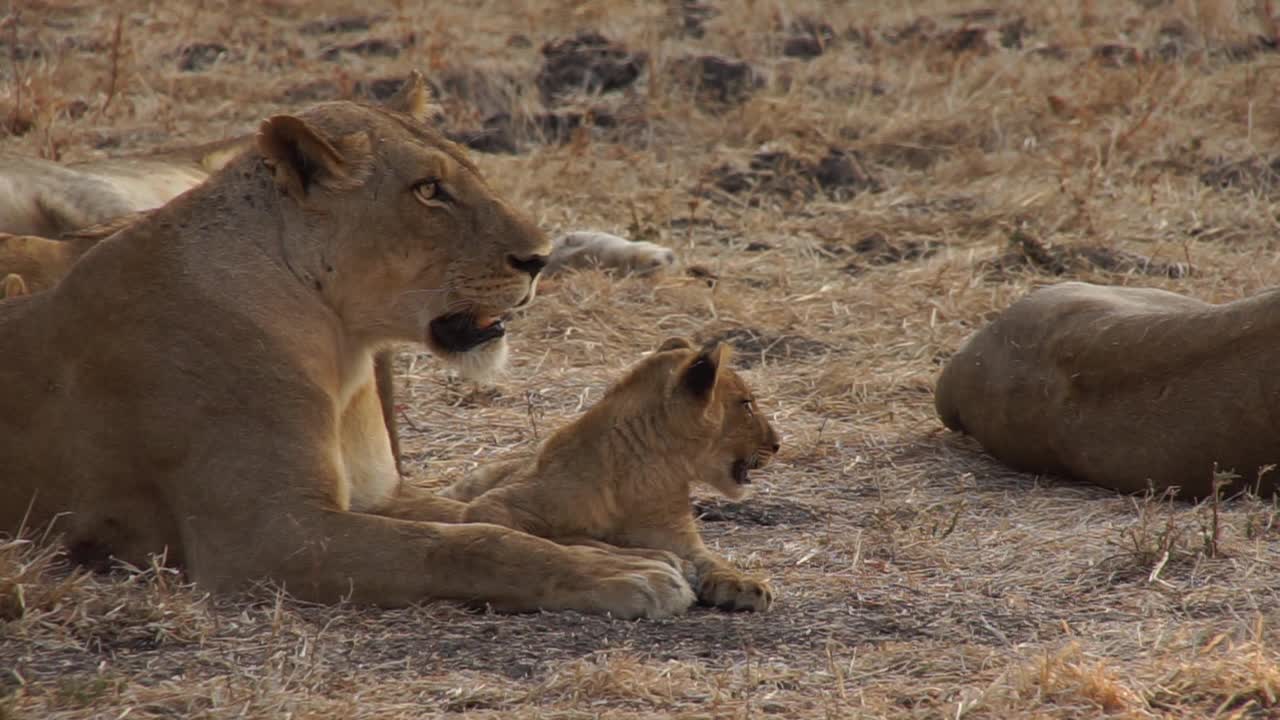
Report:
252,71,550,379
654,336,782,500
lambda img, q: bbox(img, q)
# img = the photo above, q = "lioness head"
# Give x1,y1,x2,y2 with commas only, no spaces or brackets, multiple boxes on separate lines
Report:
252,71,550,378
653,336,781,499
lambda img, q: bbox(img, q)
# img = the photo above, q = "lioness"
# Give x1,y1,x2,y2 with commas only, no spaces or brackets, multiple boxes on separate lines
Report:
935,280,1280,498
0,88,694,617
442,337,780,611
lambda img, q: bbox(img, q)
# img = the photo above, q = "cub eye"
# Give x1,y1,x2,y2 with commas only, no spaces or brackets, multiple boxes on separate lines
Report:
413,179,448,205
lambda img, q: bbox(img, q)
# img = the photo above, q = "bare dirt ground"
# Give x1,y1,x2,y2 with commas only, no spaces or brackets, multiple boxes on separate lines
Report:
4,0,1280,717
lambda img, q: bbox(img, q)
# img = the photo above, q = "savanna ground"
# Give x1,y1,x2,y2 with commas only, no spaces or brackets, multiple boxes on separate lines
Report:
4,0,1280,717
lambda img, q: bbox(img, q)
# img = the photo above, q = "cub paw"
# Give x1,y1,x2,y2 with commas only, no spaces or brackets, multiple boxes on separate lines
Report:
698,569,774,612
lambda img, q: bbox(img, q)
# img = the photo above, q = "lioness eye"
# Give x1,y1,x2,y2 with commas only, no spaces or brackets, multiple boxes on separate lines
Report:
413,180,446,205
741,399,754,416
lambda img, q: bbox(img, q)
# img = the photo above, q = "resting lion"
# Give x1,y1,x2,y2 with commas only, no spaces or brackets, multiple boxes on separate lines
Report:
0,81,694,617
0,137,249,237
442,337,780,611
935,280,1280,498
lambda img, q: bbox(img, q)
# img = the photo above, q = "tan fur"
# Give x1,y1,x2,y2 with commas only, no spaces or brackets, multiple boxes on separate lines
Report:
0,137,252,237
442,337,781,611
0,78,695,618
1,273,27,299
545,231,678,277
935,280,1280,498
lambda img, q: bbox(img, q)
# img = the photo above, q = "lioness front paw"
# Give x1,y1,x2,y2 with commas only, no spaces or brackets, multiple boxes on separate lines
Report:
565,549,696,620
698,569,774,612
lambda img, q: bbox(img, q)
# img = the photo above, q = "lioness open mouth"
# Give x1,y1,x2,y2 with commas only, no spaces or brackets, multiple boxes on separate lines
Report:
731,459,752,485
429,312,507,354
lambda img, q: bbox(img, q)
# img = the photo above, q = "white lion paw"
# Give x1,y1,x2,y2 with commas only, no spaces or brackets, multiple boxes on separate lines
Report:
545,231,678,277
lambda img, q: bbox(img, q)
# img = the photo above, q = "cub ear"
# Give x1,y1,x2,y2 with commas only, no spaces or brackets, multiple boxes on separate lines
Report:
256,115,372,197
681,341,732,397
656,336,693,352
2,273,29,299
384,69,441,123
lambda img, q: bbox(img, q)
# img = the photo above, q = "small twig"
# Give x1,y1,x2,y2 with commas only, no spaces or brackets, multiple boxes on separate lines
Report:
99,12,125,118
5,11,19,135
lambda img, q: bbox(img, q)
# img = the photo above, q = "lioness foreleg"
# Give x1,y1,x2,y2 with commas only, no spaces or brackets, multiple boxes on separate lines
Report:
185,499,693,618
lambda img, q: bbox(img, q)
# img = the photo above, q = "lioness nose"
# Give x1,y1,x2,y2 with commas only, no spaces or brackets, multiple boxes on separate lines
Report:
771,441,781,453
508,253,548,278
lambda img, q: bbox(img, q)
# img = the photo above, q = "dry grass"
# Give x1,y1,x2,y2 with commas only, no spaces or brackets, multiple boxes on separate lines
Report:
5,0,1280,717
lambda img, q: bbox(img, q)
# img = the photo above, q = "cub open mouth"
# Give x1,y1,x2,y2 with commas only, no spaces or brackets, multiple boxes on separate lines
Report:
429,313,506,354
731,459,751,485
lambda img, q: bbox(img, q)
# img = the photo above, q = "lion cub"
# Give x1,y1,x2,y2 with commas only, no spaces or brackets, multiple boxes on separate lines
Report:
443,337,781,611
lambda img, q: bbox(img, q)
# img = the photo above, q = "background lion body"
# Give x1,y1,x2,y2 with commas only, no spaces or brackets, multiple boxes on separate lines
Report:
936,281,1280,498
0,138,249,237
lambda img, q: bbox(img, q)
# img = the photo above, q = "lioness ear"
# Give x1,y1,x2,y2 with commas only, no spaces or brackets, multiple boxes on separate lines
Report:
657,337,693,352
682,342,731,398
384,69,440,123
2,273,28,299
256,115,372,197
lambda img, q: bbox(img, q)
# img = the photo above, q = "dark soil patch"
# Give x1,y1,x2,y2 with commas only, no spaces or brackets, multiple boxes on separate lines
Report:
176,42,229,72
299,14,385,35
448,109,617,155
1200,156,1280,195
836,232,943,275
1092,43,1142,68
707,147,881,203
693,497,818,526
703,327,830,367
435,65,527,119
668,53,762,105
536,31,647,104
883,14,1031,54
980,230,1193,280
674,0,718,39
320,36,412,61
781,17,836,59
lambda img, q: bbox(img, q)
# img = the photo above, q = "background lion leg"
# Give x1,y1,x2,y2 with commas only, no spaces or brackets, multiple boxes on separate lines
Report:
373,351,402,476
185,507,693,617
373,481,469,523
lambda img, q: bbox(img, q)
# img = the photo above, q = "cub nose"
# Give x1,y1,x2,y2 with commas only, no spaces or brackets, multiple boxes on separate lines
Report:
507,253,548,278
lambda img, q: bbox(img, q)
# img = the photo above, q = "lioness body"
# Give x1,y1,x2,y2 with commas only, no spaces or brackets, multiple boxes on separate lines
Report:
443,338,780,611
0,84,694,617
935,281,1280,497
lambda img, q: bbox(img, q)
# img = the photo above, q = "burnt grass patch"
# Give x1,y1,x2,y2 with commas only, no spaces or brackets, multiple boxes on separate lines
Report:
707,147,882,203
692,497,818,526
703,327,830,368
536,31,647,104
979,230,1193,281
